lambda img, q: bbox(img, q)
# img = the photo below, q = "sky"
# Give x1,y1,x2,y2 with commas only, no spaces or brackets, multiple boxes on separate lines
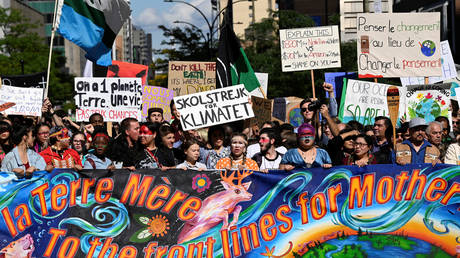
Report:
131,0,215,60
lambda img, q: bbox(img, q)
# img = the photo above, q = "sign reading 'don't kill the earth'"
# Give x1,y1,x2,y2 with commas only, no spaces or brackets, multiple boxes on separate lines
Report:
279,25,341,72
74,77,143,122
174,84,254,131
357,13,441,78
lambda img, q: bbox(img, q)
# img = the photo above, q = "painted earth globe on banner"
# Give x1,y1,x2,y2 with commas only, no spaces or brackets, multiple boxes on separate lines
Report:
420,40,436,57
289,108,303,128
415,98,440,122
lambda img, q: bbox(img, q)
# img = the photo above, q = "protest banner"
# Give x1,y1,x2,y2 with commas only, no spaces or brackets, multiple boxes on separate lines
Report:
168,61,216,97
400,41,457,86
1,72,47,88
340,79,404,125
141,86,174,121
74,77,143,122
173,84,254,131
251,72,268,98
280,25,341,72
0,85,43,116
405,83,451,123
247,96,272,128
272,97,286,121
107,60,149,85
324,72,357,108
357,13,441,78
0,164,458,257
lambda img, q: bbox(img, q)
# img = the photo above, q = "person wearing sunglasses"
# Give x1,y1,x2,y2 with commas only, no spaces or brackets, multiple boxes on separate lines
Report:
280,123,331,171
343,134,377,166
394,118,440,165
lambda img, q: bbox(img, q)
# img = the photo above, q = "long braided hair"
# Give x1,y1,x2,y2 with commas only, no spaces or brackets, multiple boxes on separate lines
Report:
229,133,248,168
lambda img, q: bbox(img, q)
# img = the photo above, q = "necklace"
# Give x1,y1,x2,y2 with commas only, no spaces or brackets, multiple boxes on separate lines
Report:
298,147,316,164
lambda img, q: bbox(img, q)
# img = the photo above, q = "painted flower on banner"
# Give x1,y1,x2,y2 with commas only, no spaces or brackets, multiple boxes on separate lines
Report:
192,174,211,193
425,93,433,99
436,95,442,101
129,214,170,243
408,92,449,123
417,93,424,99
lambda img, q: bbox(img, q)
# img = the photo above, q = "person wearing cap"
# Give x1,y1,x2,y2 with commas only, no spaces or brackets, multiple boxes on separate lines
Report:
280,123,331,170
39,128,82,170
147,108,164,123
393,118,440,165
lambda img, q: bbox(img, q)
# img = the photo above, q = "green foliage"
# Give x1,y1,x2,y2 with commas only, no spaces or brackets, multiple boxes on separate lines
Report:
0,7,74,106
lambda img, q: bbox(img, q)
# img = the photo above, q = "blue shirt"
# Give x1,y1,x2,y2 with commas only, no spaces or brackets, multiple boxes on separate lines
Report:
83,154,112,169
392,139,433,164
281,148,331,168
1,147,46,173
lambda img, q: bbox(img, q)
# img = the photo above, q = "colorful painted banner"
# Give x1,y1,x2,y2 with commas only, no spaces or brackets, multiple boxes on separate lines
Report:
0,164,458,257
107,60,149,85
74,77,143,122
280,25,341,72
173,84,254,131
168,61,216,97
405,83,451,123
400,41,457,86
142,86,174,121
340,79,404,125
0,85,43,116
357,13,441,78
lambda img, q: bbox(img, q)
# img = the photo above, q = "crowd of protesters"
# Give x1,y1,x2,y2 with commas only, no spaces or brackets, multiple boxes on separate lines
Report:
1,82,459,178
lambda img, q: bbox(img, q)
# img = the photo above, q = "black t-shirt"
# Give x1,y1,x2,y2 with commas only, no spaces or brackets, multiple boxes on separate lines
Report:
156,146,184,167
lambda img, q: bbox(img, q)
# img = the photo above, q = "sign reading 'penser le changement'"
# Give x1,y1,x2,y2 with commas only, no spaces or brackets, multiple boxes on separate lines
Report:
279,25,341,72
173,84,254,131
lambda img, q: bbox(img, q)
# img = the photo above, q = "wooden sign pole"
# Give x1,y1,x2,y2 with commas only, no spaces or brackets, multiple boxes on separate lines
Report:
424,77,429,84
387,86,400,148
311,70,316,99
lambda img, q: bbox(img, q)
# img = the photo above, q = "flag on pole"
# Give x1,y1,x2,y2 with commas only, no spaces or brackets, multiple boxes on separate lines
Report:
56,0,131,66
216,0,260,92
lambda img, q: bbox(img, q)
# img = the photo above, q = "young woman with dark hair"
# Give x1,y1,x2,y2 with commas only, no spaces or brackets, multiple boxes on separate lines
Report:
343,134,377,166
135,122,161,169
200,125,230,169
155,124,184,169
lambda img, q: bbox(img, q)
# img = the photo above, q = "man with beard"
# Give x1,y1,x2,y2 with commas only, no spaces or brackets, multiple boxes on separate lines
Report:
394,118,440,165
252,128,284,172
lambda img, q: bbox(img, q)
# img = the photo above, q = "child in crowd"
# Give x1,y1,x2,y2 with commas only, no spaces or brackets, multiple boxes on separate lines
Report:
177,139,206,170
83,131,114,170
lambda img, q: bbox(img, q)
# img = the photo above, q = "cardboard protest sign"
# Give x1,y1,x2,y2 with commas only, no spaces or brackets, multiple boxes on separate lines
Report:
251,72,268,98
272,98,286,121
107,60,149,85
1,165,458,257
74,77,142,122
400,41,457,86
340,79,404,125
173,84,254,130
0,85,43,116
280,25,341,72
247,96,272,128
168,61,216,97
357,13,441,78
286,96,304,127
405,83,451,123
1,71,47,88
142,85,174,122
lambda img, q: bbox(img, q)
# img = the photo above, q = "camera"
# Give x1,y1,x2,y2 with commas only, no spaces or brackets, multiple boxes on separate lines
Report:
308,100,322,111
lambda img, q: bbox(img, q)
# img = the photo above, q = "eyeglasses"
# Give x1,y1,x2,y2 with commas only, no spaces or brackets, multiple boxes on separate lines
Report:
300,108,308,113
354,142,368,148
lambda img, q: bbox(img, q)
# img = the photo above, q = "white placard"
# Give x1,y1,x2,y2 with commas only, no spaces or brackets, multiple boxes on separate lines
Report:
280,25,341,72
174,84,254,131
0,86,43,116
357,13,441,78
251,73,268,98
74,77,142,122
400,41,457,86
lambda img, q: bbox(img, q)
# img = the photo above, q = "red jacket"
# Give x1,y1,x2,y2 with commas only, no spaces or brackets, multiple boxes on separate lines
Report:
40,147,82,168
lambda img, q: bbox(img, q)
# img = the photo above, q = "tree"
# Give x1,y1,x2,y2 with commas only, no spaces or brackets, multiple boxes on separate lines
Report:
0,7,74,107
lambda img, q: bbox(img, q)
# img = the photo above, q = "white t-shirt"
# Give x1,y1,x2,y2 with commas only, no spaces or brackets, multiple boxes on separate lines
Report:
247,143,287,158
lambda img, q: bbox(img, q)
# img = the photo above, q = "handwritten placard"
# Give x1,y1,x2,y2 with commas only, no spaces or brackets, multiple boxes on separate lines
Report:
142,86,174,121
168,61,216,97
248,96,272,127
341,79,404,125
0,85,43,116
74,77,142,122
357,13,441,78
280,25,341,72
173,84,254,130
405,83,451,123
400,41,457,86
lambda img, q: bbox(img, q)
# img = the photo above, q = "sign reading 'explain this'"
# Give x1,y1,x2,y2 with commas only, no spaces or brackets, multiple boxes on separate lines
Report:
0,85,43,116
168,61,216,97
174,84,254,130
357,13,441,78
280,25,341,72
74,77,142,122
